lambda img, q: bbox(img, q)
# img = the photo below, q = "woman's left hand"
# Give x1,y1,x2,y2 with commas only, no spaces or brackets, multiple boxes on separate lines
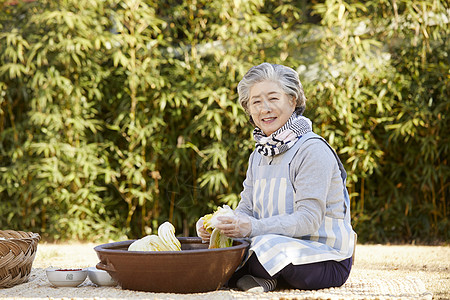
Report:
215,213,252,238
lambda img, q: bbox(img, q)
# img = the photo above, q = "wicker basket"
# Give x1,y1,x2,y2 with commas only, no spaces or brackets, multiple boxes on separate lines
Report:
0,230,40,288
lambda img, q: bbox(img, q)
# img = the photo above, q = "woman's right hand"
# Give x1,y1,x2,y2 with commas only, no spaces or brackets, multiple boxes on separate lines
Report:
196,218,211,242
215,213,252,238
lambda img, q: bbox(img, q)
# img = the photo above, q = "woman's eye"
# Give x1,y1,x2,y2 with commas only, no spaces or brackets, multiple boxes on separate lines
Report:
270,98,278,101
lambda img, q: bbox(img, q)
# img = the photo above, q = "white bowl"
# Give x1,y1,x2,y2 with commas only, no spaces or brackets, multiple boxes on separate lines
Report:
87,267,117,286
46,268,88,287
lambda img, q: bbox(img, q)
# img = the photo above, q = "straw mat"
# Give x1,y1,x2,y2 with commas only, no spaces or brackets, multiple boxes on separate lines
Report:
0,268,432,299
232,276,434,300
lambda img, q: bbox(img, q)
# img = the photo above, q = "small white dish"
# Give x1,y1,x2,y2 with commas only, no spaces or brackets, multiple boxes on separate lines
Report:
87,267,117,286
46,267,88,287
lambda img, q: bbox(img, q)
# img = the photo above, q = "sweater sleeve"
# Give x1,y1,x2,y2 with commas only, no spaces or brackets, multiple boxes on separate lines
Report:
249,139,337,238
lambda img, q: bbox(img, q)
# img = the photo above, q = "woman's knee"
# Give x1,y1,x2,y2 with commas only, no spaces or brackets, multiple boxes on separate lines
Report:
280,259,352,290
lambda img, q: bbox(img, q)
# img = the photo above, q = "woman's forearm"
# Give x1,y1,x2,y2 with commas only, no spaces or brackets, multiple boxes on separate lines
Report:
249,202,323,238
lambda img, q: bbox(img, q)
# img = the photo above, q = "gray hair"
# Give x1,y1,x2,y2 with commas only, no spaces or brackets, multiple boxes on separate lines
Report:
237,63,307,116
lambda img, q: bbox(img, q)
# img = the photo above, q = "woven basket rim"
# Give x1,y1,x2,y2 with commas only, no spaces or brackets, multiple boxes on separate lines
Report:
0,230,41,241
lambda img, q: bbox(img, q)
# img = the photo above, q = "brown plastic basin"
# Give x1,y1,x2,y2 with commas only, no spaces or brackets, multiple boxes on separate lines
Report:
94,237,249,293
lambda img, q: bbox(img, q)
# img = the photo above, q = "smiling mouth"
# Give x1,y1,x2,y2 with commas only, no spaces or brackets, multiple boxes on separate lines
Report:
262,117,276,122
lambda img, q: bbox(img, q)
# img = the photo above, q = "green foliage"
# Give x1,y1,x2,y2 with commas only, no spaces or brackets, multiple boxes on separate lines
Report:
0,0,448,243
302,0,449,243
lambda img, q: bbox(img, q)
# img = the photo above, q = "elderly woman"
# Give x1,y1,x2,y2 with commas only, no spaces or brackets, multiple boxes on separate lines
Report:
197,63,356,292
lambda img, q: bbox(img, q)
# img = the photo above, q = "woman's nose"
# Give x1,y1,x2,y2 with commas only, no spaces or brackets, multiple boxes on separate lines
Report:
261,99,272,112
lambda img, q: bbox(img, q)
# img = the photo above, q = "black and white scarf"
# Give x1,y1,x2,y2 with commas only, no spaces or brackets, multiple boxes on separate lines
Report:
253,113,312,156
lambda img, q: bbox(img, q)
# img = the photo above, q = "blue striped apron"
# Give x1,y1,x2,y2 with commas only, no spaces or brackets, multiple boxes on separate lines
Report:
248,132,356,276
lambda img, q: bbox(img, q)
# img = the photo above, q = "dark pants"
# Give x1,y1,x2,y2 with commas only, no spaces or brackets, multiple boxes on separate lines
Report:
229,253,353,290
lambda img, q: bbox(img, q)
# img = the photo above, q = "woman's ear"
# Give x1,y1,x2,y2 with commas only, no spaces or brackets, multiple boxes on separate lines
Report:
290,96,297,110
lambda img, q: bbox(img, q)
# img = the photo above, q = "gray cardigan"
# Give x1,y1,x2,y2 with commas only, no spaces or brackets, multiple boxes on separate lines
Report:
235,137,347,238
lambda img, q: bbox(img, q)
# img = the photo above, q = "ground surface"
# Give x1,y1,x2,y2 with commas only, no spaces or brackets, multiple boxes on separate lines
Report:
352,244,449,299
3,242,450,299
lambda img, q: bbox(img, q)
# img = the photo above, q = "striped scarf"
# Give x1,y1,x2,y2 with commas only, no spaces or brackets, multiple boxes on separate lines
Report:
253,113,312,156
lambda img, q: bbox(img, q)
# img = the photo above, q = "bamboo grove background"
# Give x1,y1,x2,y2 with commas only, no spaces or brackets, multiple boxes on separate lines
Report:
0,0,448,243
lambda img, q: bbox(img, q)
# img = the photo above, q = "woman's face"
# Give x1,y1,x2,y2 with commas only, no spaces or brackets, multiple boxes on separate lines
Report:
248,80,296,136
